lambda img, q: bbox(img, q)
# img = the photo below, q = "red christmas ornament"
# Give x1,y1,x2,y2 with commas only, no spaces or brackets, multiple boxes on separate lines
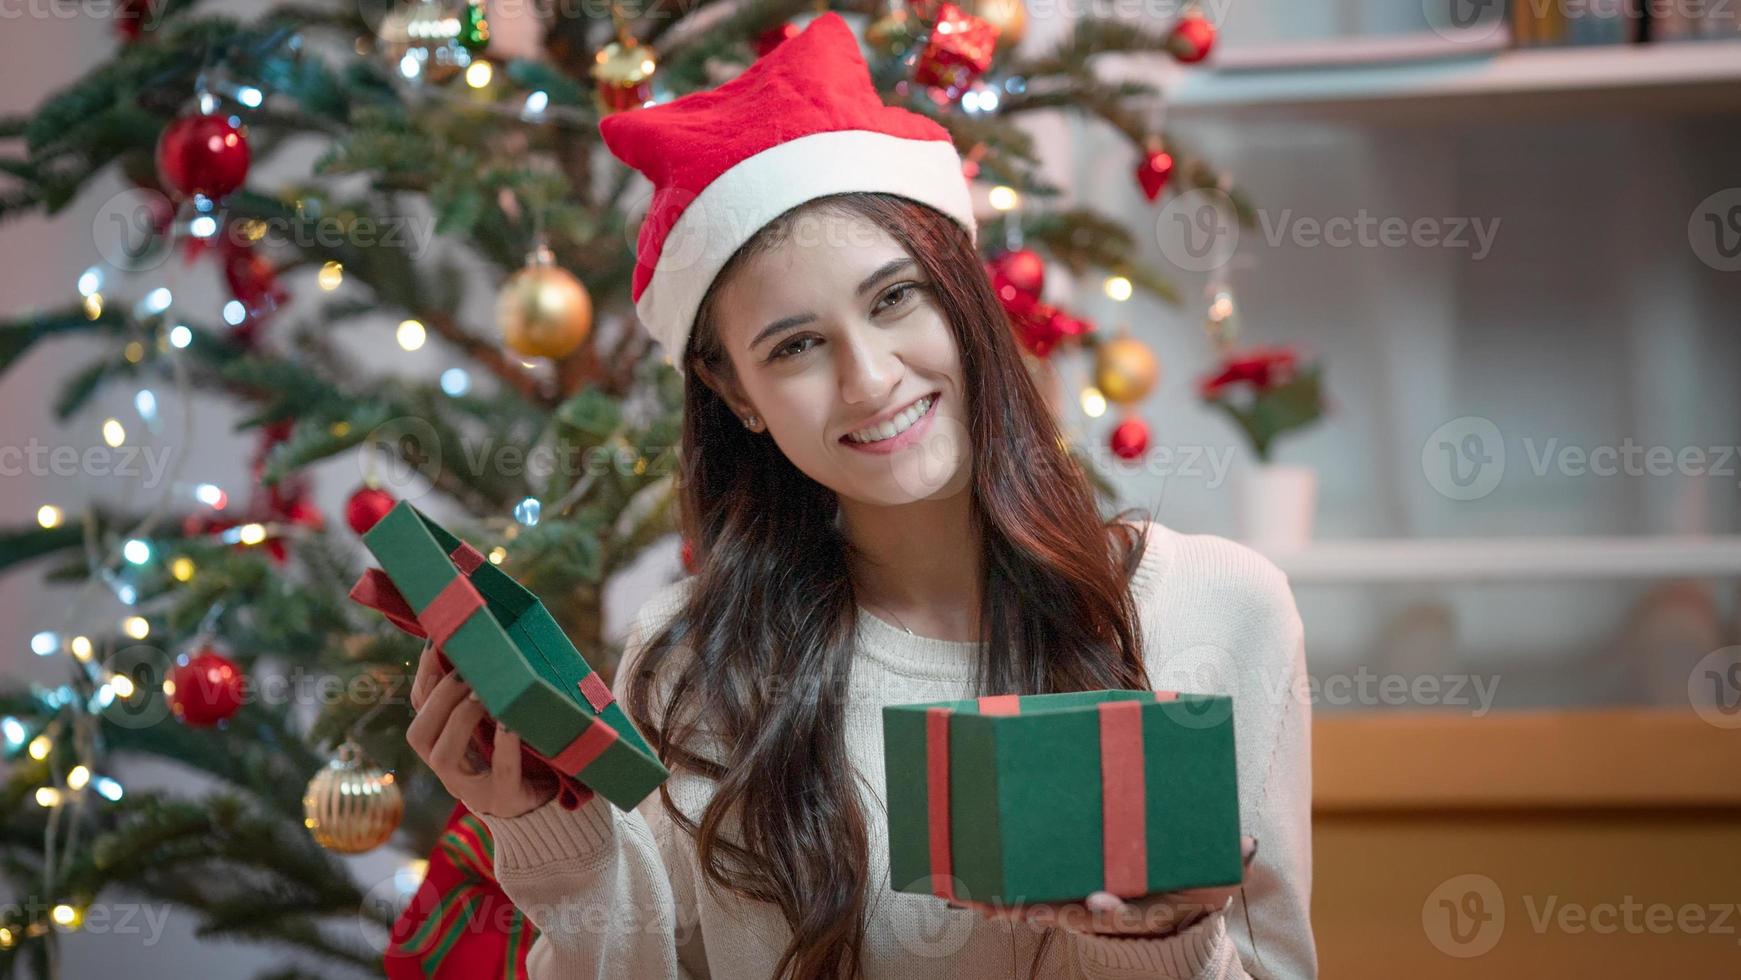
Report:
169,646,246,726
115,0,148,40
913,4,1000,101
755,21,801,58
988,248,1045,301
1136,143,1174,201
1001,288,1091,359
346,487,397,535
220,233,288,320
1110,416,1150,460
1167,12,1217,64
680,537,699,575
155,112,251,201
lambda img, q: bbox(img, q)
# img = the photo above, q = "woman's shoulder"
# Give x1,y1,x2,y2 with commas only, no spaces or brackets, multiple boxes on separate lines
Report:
624,574,698,649
1123,518,1301,647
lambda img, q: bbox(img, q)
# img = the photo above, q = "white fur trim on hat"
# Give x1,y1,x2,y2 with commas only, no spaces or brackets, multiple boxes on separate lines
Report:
634,129,977,374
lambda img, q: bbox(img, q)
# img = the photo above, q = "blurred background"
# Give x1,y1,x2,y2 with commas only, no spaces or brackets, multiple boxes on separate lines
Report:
2,0,1739,976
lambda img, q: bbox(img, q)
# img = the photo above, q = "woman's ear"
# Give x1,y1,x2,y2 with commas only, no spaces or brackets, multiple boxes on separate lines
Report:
692,357,757,422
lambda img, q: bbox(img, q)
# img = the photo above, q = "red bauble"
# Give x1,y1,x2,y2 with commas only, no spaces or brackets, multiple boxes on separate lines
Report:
346,487,398,535
989,249,1046,302
755,21,801,58
1167,12,1217,64
680,537,699,575
169,647,245,726
155,113,251,200
1110,416,1150,460
913,4,1000,101
1136,145,1174,201
116,0,147,40
221,235,288,319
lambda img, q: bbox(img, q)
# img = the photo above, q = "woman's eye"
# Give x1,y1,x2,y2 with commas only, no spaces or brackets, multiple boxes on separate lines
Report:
875,282,922,313
772,335,819,360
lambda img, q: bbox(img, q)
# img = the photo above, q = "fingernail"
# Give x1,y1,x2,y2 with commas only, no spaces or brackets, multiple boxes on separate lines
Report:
467,690,480,702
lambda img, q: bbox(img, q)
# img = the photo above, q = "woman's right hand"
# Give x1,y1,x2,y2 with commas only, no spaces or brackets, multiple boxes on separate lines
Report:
406,641,558,819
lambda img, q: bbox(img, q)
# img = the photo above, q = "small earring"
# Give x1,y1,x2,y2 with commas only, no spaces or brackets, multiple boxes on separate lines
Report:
742,415,760,431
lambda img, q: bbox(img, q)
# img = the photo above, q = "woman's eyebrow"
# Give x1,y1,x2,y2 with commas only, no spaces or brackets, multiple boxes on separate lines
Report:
747,257,916,353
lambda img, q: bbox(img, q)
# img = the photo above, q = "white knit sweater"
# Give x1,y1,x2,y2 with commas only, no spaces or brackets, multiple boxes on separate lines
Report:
477,522,1317,979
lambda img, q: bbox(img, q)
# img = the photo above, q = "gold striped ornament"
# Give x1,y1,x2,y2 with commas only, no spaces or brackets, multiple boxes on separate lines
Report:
303,740,404,854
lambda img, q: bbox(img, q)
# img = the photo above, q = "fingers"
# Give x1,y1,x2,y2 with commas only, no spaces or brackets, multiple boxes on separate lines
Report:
410,641,444,712
430,691,487,776
405,671,470,755
492,723,523,798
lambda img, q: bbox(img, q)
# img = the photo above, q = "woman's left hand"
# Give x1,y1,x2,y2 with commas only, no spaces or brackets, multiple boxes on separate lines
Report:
954,835,1258,938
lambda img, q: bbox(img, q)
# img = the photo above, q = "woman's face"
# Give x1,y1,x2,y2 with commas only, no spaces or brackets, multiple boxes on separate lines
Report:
706,209,971,507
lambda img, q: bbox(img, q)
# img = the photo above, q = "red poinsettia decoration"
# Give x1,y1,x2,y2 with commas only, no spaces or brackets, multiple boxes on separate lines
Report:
1197,344,1299,398
1197,344,1326,462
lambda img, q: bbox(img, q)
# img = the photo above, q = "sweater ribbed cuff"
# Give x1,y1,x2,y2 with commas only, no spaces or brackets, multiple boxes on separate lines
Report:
1072,908,1228,979
476,794,616,871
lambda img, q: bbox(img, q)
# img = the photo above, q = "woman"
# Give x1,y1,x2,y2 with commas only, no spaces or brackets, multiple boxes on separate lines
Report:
405,13,1314,980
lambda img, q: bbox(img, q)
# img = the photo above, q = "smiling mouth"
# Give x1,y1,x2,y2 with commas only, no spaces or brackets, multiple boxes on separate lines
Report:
841,392,940,444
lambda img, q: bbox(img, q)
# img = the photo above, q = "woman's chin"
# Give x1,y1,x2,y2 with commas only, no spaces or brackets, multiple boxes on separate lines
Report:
835,456,972,508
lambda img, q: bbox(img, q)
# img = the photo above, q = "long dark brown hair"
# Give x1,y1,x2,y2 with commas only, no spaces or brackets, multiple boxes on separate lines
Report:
622,192,1154,979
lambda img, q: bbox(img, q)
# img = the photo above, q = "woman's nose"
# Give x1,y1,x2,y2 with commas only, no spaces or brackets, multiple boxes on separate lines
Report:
836,326,900,405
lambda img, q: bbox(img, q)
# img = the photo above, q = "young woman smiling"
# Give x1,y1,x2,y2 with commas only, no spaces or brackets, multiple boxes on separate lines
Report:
403,14,1315,980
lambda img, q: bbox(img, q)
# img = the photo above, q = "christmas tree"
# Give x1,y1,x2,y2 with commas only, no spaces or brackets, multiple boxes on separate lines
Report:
0,0,1245,974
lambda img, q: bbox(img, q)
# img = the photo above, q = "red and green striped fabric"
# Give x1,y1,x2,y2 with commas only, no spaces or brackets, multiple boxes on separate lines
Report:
386,803,538,979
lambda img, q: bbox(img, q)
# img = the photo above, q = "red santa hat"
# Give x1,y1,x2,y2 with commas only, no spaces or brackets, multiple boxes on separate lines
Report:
599,11,978,374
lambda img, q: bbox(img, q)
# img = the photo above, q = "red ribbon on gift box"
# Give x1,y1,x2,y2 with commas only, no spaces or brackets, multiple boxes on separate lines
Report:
924,690,1179,902
349,539,619,811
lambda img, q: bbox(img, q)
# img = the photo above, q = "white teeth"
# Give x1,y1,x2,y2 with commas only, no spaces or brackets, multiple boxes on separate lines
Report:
846,395,934,444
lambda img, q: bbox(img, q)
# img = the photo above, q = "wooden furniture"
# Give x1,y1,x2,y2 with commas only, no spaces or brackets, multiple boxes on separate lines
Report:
1311,709,1741,976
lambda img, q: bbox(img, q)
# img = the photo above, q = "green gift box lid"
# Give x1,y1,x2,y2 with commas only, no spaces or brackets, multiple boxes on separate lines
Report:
351,500,668,811
883,689,1240,906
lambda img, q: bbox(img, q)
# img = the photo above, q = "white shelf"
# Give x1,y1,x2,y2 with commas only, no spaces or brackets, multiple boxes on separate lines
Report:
1144,39,1741,122
1253,536,1741,584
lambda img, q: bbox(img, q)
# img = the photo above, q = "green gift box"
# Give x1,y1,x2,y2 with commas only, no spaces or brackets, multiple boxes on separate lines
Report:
883,689,1240,905
348,500,668,811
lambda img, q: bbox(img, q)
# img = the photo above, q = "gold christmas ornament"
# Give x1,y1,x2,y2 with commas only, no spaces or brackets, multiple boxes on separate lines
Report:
592,37,658,114
971,0,1027,48
303,740,404,854
1094,335,1160,405
497,243,593,359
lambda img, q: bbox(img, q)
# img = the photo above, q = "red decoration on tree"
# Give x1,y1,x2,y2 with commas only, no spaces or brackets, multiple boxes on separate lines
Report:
1110,416,1150,460
1167,11,1216,64
168,646,246,727
115,0,148,41
988,248,1045,302
155,112,251,201
680,537,699,575
346,486,398,536
221,233,288,320
1000,288,1092,359
1136,142,1174,201
912,4,1000,101
754,21,801,58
